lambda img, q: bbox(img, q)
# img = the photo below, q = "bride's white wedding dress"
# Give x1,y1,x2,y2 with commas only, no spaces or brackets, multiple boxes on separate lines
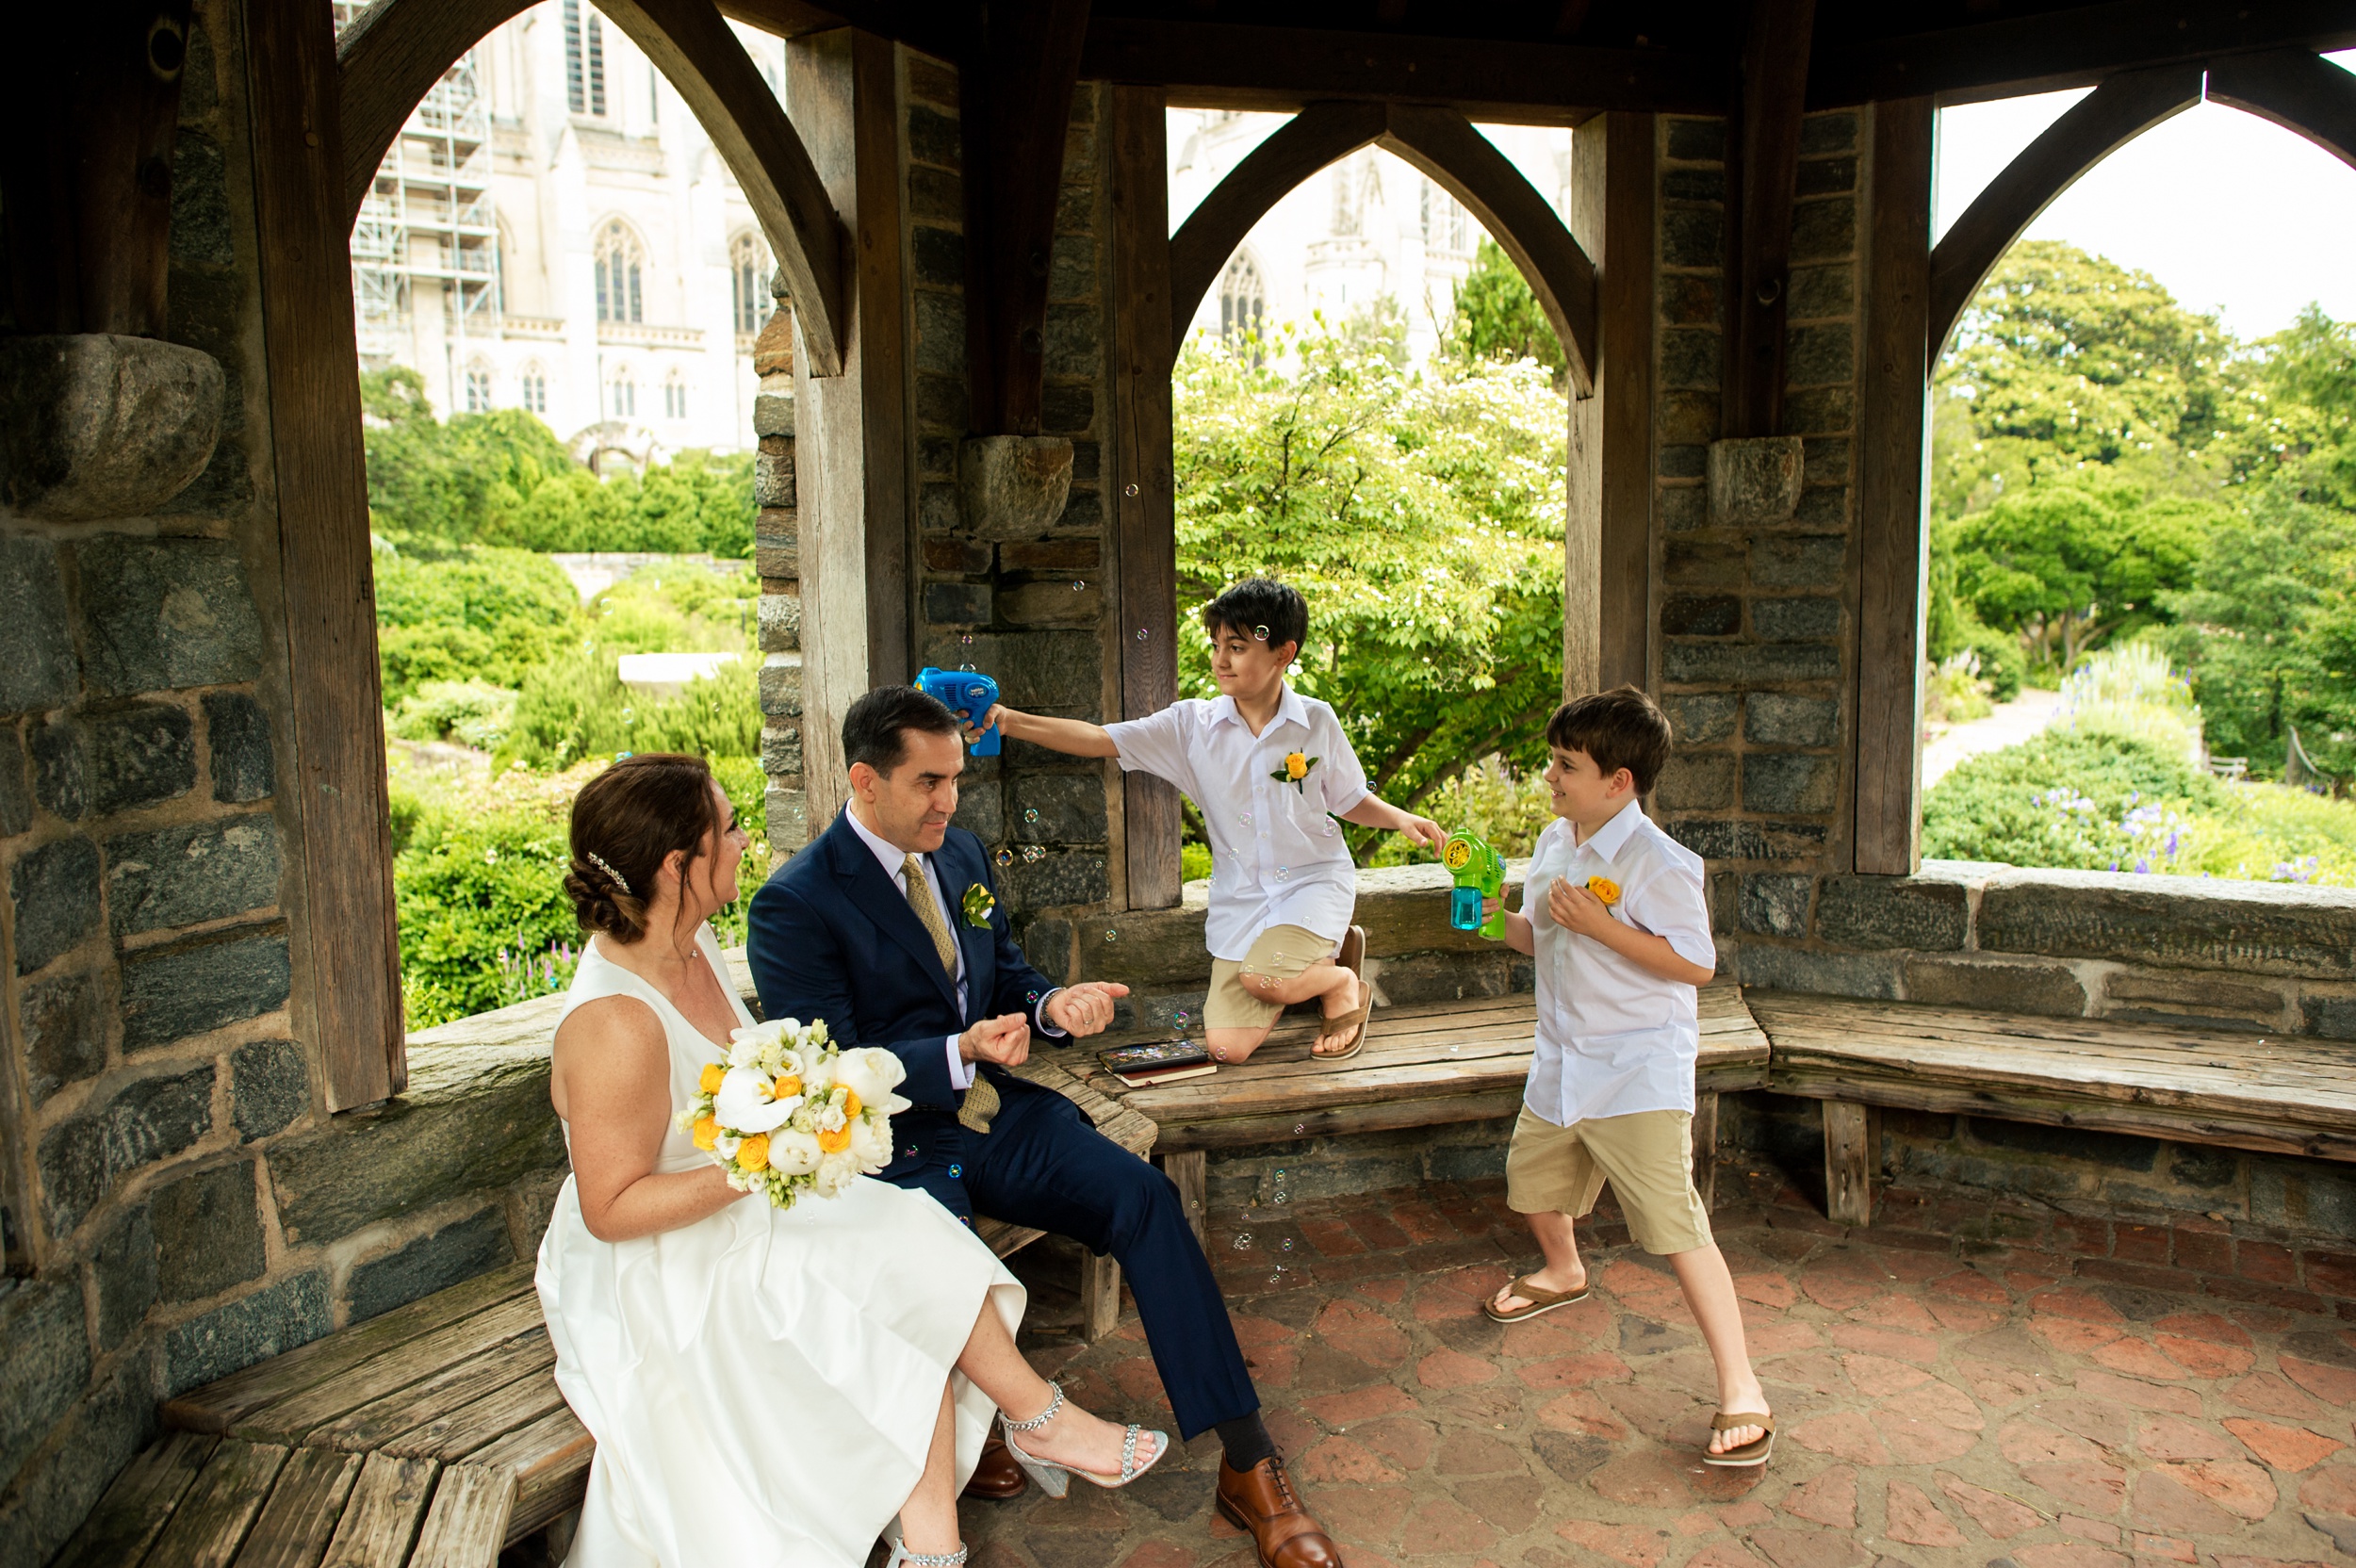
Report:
536,923,1023,1567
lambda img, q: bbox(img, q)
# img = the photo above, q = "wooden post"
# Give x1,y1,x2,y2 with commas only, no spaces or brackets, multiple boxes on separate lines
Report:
1161,1148,1208,1250
786,30,911,831
1566,112,1658,700
1823,1099,1874,1228
1691,1092,1720,1212
1854,98,1936,874
246,0,406,1107
1078,1251,1122,1341
1722,0,1816,440
1107,85,1182,908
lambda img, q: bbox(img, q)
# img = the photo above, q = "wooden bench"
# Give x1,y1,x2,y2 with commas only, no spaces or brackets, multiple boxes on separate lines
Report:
1748,993,2356,1227
55,1057,1153,1568
1076,982,1771,1241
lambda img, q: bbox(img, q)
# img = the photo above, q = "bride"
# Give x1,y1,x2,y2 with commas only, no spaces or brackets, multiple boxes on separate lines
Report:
535,753,1165,1567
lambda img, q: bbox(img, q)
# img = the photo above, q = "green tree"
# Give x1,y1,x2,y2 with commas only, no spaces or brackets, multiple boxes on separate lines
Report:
1948,472,2208,674
374,545,583,708
2223,305,2356,512
1173,329,1566,854
1446,237,1567,387
362,368,580,545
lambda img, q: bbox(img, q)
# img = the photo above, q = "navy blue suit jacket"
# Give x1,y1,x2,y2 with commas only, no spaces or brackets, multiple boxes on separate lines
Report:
745,809,1061,1184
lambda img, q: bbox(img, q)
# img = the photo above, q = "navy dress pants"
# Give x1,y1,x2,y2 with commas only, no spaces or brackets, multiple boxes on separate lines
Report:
891,1086,1259,1441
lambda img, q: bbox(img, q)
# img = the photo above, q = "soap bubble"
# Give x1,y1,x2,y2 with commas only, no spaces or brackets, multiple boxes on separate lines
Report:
1275,1192,1289,1204
1276,867,1289,882
1125,482,1140,497
1023,808,1039,823
1104,928,1117,941
1293,1123,1304,1135
960,633,974,645
1254,625,1269,640
1234,1233,1253,1250
1072,580,1086,591
1136,628,1149,640
1173,1010,1189,1026
995,848,1014,867
1281,1238,1294,1251
959,663,975,673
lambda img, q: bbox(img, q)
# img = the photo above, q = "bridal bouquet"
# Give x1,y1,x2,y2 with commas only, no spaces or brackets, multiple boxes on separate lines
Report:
680,1017,911,1209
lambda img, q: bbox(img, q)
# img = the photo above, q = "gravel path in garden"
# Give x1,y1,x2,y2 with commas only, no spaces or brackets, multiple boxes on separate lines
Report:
1923,689,2065,788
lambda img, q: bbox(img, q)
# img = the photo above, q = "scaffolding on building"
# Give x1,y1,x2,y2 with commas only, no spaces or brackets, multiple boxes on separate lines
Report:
335,3,501,381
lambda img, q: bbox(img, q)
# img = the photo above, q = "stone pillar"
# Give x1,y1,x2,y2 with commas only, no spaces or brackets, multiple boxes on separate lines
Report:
752,302,805,858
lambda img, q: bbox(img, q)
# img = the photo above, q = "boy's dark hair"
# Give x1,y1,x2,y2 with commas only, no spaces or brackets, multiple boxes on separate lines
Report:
843,685,960,776
1201,579,1307,656
1546,685,1674,794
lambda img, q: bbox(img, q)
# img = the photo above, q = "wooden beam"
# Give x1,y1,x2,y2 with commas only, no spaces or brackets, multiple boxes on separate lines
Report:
1381,105,1597,395
959,0,1091,435
1078,1251,1122,1341
246,0,406,1110
0,0,194,335
1165,102,1597,390
2207,47,2356,172
565,0,852,377
1081,18,1727,122
1722,0,1815,441
1692,1091,1720,1211
1107,85,1184,909
1810,0,2356,109
335,0,533,224
1565,111,1655,700
1160,1149,1208,1249
1822,1099,1873,1227
1854,97,1934,878
1166,100,1388,355
787,29,910,828
1926,64,2201,355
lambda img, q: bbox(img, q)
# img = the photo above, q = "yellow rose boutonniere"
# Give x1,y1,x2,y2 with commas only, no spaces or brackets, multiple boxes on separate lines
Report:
1586,876,1622,906
961,882,996,928
1269,752,1320,793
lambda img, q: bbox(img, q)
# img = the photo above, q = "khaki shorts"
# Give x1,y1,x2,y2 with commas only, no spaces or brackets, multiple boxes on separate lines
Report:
1204,923,1339,1032
1505,1104,1713,1255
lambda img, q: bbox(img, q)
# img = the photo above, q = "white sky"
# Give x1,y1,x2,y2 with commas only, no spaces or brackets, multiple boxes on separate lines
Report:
1933,52,2356,339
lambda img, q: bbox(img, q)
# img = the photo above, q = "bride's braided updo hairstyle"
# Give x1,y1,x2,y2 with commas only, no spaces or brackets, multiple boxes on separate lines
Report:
564,753,723,941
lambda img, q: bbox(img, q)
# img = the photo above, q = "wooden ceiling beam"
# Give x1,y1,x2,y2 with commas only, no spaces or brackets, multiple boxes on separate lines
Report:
1082,18,1728,121
1925,62,2201,354
1810,0,2356,108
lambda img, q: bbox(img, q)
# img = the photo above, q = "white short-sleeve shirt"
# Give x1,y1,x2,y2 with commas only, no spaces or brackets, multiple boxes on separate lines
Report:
1105,687,1370,961
1524,800,1715,1126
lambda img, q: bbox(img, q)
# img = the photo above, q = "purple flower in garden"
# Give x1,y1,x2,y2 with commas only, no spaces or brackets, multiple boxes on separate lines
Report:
2135,859,2151,874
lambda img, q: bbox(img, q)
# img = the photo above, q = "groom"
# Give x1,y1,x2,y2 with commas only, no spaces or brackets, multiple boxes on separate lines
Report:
748,685,1342,1568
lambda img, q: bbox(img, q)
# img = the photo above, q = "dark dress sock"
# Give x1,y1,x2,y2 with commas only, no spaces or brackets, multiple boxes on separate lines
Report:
1216,1413,1277,1471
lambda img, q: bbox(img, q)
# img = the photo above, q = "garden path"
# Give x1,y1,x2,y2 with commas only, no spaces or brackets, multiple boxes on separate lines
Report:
1923,688,2064,788
968,1165,2356,1568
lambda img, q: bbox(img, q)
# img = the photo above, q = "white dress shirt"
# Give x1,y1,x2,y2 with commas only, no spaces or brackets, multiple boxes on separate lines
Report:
843,808,1061,1089
1105,686,1370,960
1523,801,1716,1126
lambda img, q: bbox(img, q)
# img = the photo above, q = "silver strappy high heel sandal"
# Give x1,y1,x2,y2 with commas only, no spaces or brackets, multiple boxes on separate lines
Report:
883,1544,966,1567
998,1380,1168,1498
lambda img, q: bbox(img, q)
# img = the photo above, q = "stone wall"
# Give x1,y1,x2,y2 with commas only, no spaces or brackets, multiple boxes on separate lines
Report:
0,8,566,1562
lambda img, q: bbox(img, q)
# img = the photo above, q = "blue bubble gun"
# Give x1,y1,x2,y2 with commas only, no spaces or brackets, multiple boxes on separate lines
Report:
917,666,1002,755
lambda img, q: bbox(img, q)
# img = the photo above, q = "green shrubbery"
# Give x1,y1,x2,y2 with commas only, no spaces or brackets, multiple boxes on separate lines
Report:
375,545,582,708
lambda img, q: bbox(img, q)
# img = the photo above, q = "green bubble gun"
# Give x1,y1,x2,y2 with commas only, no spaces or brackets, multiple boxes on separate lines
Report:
1442,831,1507,939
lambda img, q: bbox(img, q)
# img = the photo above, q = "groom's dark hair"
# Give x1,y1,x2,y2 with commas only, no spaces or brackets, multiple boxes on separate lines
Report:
843,685,960,776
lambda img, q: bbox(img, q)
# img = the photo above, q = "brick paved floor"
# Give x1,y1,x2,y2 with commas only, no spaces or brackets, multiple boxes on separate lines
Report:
961,1166,2356,1568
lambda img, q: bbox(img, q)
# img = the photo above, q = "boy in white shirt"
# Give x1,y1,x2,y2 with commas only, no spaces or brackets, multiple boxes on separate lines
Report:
976,580,1444,1062
1480,686,1775,1468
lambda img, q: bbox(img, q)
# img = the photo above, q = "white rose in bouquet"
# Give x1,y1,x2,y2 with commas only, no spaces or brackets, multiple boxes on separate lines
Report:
768,1127,824,1176
847,1111,891,1171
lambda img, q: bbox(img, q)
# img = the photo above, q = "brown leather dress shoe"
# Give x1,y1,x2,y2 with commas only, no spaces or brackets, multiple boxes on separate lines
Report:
1216,1455,1343,1567
962,1434,1029,1500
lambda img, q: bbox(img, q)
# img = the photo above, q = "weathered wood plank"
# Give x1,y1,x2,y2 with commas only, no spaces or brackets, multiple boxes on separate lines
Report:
232,1296,550,1446
1723,0,1815,439
1823,1100,1873,1228
246,0,406,1109
307,1331,556,1454
1692,1092,1720,1213
406,1464,515,1568
1853,95,1934,876
144,1439,289,1568
51,1430,219,1568
470,1408,595,1543
388,1374,568,1465
319,1453,437,1568
1108,82,1184,909
166,1253,535,1435
229,1446,364,1568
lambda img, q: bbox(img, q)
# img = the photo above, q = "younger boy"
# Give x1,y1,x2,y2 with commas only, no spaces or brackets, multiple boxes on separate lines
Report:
1481,686,1774,1466
976,579,1444,1062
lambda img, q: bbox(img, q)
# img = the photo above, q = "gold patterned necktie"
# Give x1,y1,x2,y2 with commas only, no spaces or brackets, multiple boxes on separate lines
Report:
904,853,999,1135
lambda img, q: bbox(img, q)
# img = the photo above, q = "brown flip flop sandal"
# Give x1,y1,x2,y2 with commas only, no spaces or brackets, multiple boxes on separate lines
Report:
1702,1412,1775,1467
1313,926,1373,1060
1481,1273,1592,1323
